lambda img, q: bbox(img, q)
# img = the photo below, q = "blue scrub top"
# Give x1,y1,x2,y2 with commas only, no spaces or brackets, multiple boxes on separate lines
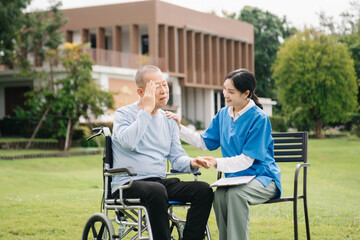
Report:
201,106,282,198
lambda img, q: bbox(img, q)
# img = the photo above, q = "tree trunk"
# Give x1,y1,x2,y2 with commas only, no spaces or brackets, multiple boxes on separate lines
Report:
25,106,50,149
64,117,72,151
49,58,54,92
314,119,324,138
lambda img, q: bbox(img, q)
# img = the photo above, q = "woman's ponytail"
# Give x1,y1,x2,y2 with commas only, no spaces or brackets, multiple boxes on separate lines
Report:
250,92,263,110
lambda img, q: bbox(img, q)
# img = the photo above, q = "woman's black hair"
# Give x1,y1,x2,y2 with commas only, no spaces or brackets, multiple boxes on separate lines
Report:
225,69,263,109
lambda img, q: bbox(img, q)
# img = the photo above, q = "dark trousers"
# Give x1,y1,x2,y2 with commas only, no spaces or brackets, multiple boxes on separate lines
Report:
113,177,213,240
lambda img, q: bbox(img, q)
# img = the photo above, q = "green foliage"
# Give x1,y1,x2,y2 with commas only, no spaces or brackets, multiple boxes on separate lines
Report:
287,107,314,132
55,42,114,133
269,115,288,132
319,1,360,106
223,6,296,98
352,124,360,137
0,0,30,67
14,1,67,70
71,125,106,148
272,29,358,137
20,42,114,144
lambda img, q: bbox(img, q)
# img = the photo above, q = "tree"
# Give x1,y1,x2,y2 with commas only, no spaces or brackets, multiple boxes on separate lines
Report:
223,6,296,98
0,0,31,68
12,3,113,150
45,42,114,150
319,0,360,106
17,1,69,149
15,1,67,70
272,29,358,138
22,42,114,150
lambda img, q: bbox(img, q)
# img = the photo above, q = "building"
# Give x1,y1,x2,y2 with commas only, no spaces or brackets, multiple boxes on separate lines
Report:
0,0,275,129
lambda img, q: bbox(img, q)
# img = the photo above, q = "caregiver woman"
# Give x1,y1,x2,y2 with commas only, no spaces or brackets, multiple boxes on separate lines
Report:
166,69,281,240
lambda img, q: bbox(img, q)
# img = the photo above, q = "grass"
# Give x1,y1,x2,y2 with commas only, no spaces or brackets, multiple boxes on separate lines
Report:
0,137,359,239
0,147,100,156
0,138,58,143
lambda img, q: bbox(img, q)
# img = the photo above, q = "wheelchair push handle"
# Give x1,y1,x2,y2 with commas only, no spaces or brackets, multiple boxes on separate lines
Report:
86,126,112,141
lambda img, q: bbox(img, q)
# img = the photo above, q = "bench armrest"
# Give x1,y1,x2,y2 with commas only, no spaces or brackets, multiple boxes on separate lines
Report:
293,163,311,199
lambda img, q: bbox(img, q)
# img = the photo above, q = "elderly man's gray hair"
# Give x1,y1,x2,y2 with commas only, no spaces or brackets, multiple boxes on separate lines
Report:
135,65,161,88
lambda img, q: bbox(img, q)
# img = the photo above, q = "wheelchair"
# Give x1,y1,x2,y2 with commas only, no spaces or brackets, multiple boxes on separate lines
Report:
81,126,211,240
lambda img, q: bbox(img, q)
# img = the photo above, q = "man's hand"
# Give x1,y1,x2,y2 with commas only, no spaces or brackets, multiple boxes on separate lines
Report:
192,156,217,168
165,111,181,129
191,157,212,169
143,81,156,114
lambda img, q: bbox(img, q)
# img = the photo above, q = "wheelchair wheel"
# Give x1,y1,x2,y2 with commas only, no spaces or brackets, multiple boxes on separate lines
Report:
169,219,185,240
82,213,115,240
170,221,211,240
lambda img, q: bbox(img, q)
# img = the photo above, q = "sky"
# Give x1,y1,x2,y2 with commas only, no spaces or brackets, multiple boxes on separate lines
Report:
27,0,353,29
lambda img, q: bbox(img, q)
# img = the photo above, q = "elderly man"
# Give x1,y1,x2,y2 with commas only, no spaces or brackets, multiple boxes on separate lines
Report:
111,65,214,240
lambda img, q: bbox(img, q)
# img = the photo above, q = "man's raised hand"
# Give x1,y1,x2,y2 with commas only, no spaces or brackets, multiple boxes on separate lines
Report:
143,80,156,114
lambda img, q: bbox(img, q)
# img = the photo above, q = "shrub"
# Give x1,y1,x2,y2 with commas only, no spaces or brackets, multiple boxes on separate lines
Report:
269,115,288,132
76,123,112,147
352,124,360,137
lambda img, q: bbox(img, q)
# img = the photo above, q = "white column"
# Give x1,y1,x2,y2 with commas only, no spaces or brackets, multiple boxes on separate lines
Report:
204,89,214,128
187,88,196,122
217,91,221,113
195,88,204,128
169,76,181,116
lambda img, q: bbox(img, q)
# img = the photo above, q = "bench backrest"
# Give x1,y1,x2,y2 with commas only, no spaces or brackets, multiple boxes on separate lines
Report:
217,131,308,180
272,132,308,163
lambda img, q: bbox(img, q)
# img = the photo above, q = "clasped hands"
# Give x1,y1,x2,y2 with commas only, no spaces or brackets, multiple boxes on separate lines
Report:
190,156,217,169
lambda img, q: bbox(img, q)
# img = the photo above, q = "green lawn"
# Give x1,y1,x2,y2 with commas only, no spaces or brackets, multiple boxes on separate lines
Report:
0,147,99,156
0,137,359,239
0,138,58,143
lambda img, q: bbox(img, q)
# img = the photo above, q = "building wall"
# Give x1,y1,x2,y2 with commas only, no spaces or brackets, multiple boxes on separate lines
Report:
60,1,256,126
62,0,254,89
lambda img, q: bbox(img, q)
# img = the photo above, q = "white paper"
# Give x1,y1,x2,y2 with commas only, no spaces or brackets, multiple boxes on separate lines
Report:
210,175,256,187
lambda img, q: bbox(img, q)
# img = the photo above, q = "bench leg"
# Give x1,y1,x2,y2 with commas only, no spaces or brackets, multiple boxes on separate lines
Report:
293,198,298,240
303,196,311,240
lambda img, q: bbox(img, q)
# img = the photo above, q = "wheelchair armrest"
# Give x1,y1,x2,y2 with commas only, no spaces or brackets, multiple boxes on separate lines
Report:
105,166,137,176
167,169,202,176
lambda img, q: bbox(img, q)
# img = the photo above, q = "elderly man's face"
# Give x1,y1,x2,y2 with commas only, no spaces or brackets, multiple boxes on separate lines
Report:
143,70,169,108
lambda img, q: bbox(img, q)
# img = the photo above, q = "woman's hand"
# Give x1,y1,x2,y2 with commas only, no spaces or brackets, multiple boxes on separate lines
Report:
201,156,217,168
166,111,181,129
191,157,212,169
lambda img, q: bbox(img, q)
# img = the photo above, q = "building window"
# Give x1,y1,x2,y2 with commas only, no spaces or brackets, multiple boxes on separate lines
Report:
90,34,96,48
141,35,148,55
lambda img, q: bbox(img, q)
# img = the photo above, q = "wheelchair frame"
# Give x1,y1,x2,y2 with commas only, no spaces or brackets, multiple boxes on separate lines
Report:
81,126,211,240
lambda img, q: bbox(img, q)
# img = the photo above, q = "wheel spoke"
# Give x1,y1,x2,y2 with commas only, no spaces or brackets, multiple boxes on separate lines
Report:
98,223,105,240
83,214,114,240
91,224,98,238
